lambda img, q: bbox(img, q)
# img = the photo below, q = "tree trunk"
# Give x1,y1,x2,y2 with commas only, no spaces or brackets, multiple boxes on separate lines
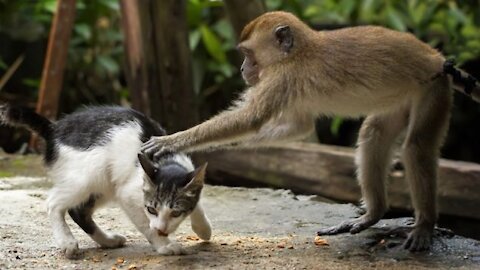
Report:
120,0,197,132
36,0,76,120
223,0,266,39
152,0,197,131
31,0,75,151
120,0,153,117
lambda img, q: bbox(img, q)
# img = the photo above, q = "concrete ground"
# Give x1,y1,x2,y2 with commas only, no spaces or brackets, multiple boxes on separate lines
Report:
0,155,479,269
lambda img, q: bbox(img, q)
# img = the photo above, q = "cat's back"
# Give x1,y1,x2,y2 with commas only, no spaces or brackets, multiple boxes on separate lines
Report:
47,106,166,191
53,106,165,151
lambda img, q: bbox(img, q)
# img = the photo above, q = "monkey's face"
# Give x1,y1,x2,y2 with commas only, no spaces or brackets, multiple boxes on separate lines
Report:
238,46,260,86
238,12,296,86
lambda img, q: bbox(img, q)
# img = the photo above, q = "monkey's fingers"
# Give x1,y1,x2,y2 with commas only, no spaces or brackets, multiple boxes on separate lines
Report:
141,137,162,157
153,147,175,161
316,221,354,236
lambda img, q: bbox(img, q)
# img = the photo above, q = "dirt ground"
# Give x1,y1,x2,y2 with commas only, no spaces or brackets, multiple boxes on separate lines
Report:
0,154,479,270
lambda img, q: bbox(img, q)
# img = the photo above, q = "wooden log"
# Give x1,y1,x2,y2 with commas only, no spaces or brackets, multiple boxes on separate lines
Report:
192,142,480,220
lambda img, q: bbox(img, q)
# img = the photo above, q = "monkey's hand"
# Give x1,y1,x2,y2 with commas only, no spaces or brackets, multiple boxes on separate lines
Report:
141,136,177,160
317,215,381,236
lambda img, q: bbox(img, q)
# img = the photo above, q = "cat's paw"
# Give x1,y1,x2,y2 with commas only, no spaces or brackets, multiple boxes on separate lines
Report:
156,242,188,255
192,222,212,241
99,233,127,248
59,240,82,259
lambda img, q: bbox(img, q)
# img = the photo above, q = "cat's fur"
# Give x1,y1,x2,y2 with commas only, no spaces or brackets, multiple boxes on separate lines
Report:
0,105,211,258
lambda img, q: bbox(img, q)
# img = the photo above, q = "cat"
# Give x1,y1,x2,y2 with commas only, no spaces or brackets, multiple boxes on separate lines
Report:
0,105,212,259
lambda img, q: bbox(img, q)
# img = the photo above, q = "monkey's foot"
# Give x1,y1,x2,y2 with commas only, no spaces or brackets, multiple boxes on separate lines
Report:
317,215,381,236
400,226,434,252
375,226,453,252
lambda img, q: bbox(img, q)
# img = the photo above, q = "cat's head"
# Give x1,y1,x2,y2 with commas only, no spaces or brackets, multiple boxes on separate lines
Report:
138,153,207,236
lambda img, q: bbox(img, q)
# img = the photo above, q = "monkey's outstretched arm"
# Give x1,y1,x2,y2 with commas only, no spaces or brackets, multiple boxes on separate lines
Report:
198,117,315,152
141,84,289,156
141,107,262,156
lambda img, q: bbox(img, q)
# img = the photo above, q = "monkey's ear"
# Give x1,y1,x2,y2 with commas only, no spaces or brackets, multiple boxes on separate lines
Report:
275,25,293,53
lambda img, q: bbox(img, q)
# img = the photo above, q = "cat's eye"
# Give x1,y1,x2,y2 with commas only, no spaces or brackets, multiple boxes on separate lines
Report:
146,206,157,216
170,210,182,218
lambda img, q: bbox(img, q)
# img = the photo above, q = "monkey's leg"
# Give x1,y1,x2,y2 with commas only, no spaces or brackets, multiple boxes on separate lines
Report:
317,108,408,236
402,78,451,252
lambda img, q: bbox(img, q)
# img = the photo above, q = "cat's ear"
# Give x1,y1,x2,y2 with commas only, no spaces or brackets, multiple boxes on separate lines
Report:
138,153,157,180
184,163,207,195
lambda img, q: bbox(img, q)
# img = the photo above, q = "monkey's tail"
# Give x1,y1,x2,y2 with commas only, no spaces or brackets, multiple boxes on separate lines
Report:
443,59,480,103
0,104,53,140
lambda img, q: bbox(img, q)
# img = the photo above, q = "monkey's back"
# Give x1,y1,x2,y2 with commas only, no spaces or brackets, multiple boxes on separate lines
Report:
298,26,448,115
320,26,444,86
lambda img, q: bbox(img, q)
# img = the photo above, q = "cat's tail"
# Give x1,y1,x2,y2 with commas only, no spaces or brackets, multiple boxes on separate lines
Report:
0,104,53,140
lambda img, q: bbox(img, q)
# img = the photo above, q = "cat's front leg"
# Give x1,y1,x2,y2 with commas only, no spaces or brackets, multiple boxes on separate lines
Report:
190,203,212,241
117,184,188,255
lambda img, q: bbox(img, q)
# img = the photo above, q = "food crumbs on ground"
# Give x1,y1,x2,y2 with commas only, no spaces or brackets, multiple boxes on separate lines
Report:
379,239,386,245
288,245,294,249
277,243,285,248
128,264,137,270
186,235,200,241
314,236,329,246
111,267,118,270
92,256,101,263
116,257,125,264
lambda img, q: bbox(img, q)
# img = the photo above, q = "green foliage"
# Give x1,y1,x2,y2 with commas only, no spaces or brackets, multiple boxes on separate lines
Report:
187,0,238,98
0,57,6,70
0,0,124,107
0,0,52,41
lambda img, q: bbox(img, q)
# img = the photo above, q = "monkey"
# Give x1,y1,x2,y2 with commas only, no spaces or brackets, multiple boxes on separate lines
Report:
142,11,480,251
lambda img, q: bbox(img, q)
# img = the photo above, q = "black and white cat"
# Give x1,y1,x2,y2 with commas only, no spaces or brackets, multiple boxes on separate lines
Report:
0,105,211,258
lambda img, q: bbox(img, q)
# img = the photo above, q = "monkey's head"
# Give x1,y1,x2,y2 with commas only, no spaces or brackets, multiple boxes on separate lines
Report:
237,11,311,86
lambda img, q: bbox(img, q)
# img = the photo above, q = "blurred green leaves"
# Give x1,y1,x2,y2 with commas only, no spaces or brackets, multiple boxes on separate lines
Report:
187,0,237,97
200,24,226,63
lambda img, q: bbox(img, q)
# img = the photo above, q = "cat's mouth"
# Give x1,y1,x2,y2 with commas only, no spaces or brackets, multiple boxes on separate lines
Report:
157,230,169,237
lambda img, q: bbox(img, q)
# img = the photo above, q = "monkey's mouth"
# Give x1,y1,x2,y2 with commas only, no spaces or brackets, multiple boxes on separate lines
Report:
157,230,169,237
244,73,259,86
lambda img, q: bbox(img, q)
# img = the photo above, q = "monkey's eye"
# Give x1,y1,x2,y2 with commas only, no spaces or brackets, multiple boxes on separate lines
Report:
170,210,182,218
146,206,158,216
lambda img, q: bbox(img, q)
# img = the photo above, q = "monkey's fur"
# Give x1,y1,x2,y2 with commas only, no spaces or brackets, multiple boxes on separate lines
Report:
143,11,480,252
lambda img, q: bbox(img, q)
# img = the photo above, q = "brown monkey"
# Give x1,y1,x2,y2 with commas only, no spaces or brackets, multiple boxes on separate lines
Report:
142,11,480,251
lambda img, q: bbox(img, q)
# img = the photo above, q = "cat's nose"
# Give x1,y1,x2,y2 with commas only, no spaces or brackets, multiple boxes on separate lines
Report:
157,230,168,237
